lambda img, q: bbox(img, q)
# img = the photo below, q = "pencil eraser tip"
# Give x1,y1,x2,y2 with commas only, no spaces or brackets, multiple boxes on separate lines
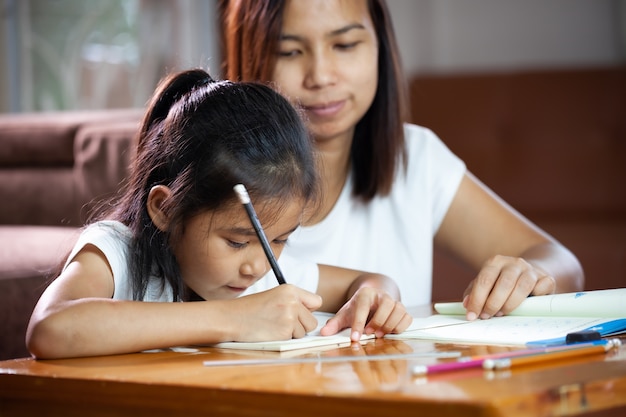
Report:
233,184,250,204
482,359,495,370
411,365,427,375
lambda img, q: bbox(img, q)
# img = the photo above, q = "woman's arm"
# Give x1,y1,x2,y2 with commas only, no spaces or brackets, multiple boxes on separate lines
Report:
26,245,321,359
435,172,584,320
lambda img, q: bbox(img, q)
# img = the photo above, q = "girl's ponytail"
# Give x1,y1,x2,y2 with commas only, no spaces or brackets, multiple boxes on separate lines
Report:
138,70,214,147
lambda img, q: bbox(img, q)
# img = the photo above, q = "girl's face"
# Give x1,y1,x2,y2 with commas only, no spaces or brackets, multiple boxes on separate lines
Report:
272,0,379,146
172,198,304,301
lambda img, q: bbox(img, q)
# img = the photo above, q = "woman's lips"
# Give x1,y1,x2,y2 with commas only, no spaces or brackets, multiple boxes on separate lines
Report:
304,100,345,118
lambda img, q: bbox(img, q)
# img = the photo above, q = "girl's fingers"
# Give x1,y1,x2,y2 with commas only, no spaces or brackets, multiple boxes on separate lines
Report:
319,316,342,336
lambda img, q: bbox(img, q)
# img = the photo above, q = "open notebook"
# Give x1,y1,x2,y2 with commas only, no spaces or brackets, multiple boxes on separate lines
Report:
387,288,626,346
210,312,374,352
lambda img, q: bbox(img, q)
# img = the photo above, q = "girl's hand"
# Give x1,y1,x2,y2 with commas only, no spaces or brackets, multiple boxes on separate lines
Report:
230,284,322,341
462,255,556,321
319,287,412,342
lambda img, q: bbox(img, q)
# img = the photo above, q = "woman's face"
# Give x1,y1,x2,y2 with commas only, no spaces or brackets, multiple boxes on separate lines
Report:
173,199,304,301
272,0,379,146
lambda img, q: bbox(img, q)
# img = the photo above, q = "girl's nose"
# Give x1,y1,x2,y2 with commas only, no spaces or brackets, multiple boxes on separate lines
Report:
240,248,270,279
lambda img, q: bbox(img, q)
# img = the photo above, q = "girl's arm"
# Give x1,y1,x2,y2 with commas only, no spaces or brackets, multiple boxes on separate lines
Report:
315,265,413,342
435,172,584,321
26,245,321,359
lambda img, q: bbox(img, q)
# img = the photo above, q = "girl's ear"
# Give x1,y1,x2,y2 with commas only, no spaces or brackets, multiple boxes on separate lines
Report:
147,185,172,232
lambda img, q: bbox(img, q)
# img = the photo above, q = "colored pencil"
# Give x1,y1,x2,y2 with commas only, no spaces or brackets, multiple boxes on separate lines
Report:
483,339,617,370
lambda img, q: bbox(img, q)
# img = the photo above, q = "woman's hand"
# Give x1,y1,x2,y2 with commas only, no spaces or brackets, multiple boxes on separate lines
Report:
319,286,412,342
462,254,556,321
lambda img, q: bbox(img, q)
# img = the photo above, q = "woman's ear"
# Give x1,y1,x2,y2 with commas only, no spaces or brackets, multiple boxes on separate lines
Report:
147,185,172,231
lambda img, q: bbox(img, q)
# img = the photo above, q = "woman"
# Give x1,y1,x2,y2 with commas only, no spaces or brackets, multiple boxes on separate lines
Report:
220,0,584,319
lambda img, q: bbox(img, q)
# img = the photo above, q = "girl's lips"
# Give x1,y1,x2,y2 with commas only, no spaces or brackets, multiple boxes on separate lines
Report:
227,285,248,293
304,100,345,118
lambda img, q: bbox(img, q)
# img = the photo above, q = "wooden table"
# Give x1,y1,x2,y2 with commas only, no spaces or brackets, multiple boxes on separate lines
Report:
1,331,625,417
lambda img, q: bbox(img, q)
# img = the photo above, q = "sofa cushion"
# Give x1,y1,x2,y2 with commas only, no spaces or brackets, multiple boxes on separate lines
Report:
74,119,140,220
0,168,78,226
0,225,79,280
0,115,76,167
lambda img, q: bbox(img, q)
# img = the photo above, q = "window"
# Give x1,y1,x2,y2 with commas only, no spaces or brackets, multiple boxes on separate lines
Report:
2,0,220,112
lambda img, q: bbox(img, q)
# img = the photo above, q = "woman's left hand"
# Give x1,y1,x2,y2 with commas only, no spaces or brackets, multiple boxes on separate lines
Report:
462,254,556,321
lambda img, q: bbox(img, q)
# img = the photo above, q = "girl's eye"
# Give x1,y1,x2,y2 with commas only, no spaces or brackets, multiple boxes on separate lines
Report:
273,238,289,246
227,240,247,249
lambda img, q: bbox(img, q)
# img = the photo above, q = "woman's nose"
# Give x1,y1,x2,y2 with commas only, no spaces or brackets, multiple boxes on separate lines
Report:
304,51,337,89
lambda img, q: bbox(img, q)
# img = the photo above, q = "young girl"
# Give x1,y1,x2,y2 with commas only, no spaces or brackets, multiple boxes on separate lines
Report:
26,69,411,359
220,0,584,318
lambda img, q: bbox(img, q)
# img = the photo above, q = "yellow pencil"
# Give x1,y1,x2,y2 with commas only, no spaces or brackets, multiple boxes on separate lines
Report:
483,339,619,370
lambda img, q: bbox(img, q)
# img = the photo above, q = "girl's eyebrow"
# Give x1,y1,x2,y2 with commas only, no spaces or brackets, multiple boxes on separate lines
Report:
229,224,301,237
280,23,366,41
229,227,257,237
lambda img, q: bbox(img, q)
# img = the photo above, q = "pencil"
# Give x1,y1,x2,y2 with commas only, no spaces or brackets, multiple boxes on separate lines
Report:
233,184,286,285
412,339,616,375
412,357,486,375
483,339,617,370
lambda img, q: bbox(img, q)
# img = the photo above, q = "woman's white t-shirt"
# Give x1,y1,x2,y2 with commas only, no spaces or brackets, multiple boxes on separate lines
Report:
64,220,319,302
282,124,466,307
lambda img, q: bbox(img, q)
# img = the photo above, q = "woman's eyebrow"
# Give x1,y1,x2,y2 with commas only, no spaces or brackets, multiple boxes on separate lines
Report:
330,23,366,36
280,23,366,41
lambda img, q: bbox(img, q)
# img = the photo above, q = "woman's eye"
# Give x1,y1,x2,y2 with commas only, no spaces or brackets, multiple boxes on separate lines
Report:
335,41,359,51
277,49,301,58
273,238,289,246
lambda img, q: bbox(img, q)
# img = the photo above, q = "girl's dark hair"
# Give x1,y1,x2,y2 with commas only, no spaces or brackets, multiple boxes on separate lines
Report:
103,69,317,301
219,0,408,201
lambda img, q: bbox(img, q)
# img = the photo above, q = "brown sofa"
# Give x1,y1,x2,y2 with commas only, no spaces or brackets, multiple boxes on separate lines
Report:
410,67,626,302
0,109,143,360
1,66,624,360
